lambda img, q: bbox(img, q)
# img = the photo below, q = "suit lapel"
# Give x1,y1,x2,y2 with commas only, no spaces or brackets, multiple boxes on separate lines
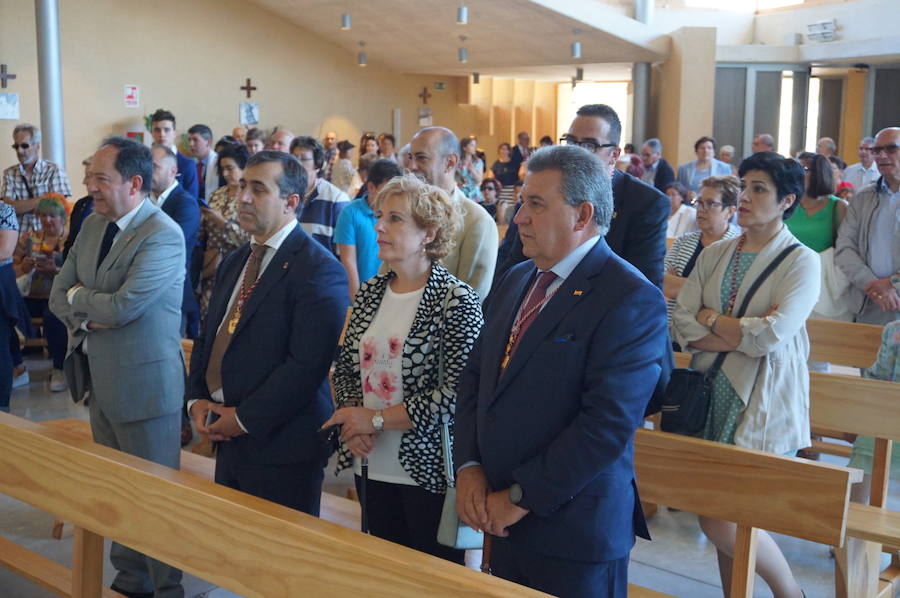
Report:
97,200,155,275
231,227,303,337
482,266,534,400
205,244,249,344
492,240,610,399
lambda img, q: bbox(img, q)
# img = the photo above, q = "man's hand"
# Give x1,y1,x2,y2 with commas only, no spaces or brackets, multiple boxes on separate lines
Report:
866,277,900,311
206,403,247,441
484,489,529,537
456,465,490,532
189,399,213,436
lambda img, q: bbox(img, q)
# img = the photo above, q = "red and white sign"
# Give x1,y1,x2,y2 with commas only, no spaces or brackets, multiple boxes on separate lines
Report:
124,85,139,108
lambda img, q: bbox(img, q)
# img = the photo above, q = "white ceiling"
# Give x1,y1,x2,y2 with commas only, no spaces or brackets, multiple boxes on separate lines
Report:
250,0,662,81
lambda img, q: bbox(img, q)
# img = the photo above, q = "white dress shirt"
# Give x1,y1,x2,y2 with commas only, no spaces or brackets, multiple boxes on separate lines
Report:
843,161,880,191
153,181,178,208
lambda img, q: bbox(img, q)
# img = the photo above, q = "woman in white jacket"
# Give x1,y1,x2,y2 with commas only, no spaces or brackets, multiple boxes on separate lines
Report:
672,152,820,598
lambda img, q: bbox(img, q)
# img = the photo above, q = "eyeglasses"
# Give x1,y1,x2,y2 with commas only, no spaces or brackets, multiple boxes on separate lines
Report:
869,144,899,155
560,135,617,153
11,144,30,150
693,200,724,211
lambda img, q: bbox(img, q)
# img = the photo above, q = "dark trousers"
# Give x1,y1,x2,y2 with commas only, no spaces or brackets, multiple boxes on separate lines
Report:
24,298,67,369
0,315,11,409
215,443,324,516
491,536,629,598
354,475,465,565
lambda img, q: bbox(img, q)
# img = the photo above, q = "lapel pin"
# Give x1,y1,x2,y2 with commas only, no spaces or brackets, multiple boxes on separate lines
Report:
612,211,618,219
573,290,583,296
282,261,289,269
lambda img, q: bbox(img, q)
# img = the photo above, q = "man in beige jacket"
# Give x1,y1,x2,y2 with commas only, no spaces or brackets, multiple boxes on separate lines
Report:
407,126,497,302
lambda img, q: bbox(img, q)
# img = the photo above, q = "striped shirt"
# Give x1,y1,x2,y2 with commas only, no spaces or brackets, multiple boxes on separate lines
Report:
664,224,741,322
296,177,350,256
1,159,72,233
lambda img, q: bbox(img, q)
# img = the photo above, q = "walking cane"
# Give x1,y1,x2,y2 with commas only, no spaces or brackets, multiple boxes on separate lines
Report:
359,457,369,534
480,533,492,574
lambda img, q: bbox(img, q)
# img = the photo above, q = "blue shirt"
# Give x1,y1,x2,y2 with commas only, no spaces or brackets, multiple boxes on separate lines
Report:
334,196,381,283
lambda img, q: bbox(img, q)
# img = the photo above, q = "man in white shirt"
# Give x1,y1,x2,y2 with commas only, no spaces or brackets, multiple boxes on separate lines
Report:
843,136,880,191
408,126,498,302
187,124,218,201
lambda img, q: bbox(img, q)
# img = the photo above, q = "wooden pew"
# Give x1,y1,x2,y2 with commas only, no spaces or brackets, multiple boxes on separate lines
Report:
805,318,882,369
633,428,857,598
0,412,549,598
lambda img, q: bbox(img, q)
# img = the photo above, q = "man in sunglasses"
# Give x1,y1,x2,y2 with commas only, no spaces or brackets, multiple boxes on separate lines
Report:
836,126,900,325
1,123,72,233
495,105,669,290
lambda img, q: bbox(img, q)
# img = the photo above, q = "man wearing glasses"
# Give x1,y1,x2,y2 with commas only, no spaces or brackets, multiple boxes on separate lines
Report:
836,127,900,325
1,123,72,233
289,136,349,256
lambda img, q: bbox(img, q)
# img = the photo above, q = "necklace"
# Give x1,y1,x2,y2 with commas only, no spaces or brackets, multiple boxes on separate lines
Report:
724,234,746,315
500,281,560,369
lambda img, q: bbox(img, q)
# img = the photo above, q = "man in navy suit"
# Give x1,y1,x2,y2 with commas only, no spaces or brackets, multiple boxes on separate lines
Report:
186,150,348,514
495,105,668,289
149,109,199,199
150,146,200,338
455,145,668,597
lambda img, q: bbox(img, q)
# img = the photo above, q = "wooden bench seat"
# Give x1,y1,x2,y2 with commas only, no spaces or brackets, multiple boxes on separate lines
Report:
847,503,900,547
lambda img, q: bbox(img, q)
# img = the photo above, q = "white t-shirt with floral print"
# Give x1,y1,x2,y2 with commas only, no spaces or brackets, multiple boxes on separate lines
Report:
353,284,424,485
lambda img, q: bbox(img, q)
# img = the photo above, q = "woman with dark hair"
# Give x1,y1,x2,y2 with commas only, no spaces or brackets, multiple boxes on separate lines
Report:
198,143,251,318
677,136,733,196
672,152,820,598
455,136,484,202
245,128,266,155
664,176,740,324
787,153,847,253
360,135,379,166
331,140,362,196
490,143,518,204
663,181,698,239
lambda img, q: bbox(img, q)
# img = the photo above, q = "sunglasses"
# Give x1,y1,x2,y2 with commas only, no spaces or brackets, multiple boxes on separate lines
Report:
12,144,31,150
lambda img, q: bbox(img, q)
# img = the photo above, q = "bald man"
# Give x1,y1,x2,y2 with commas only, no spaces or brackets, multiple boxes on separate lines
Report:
268,128,295,153
322,131,338,181
407,126,497,302
751,134,775,154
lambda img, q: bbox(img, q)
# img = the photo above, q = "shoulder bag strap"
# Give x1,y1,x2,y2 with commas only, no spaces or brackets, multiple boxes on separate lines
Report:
437,283,459,487
705,243,801,378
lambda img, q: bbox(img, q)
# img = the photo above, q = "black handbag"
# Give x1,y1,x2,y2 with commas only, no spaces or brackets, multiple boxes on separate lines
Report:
661,243,801,435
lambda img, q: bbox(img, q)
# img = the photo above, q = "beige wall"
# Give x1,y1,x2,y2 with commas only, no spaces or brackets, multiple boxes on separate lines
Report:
652,27,718,167
0,0,489,197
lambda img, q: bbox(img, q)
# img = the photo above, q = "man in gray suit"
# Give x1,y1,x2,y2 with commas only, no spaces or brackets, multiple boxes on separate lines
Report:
49,136,186,598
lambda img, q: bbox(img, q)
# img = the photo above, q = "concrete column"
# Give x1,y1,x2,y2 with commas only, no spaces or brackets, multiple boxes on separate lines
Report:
34,0,65,169
634,0,653,25
632,62,650,147
790,69,809,158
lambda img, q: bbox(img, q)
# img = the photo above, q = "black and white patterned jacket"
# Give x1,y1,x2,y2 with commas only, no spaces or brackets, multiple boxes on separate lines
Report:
332,264,484,493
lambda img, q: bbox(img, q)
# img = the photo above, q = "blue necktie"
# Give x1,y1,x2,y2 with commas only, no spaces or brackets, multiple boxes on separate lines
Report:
96,222,118,271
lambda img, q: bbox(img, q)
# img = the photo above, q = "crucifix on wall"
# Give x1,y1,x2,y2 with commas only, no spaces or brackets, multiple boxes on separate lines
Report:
418,86,432,105
240,78,257,99
0,64,17,89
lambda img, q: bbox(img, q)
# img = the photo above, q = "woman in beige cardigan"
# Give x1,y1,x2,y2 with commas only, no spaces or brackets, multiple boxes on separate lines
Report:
672,152,820,598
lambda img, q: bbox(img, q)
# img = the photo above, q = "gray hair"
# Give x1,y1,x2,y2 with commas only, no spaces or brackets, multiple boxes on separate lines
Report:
860,136,876,145
720,144,735,155
13,123,41,144
526,145,613,236
415,126,459,160
755,133,776,149
642,138,662,154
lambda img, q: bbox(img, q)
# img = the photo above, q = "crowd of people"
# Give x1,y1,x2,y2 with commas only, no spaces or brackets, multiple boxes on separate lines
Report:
0,101,897,598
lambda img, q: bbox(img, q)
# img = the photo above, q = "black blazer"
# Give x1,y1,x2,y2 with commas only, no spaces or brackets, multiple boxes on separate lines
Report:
652,158,676,193
456,239,667,562
188,224,350,465
175,151,199,199
493,171,668,289
160,183,200,317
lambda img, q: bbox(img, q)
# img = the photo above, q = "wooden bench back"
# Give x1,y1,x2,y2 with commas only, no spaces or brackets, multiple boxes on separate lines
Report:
0,413,547,598
634,428,854,547
808,372,900,443
805,318,882,369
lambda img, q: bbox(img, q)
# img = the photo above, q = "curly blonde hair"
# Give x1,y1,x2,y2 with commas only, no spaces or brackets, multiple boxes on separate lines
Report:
373,174,461,261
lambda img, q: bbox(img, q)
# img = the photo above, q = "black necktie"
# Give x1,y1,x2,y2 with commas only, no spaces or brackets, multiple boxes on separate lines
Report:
96,222,119,271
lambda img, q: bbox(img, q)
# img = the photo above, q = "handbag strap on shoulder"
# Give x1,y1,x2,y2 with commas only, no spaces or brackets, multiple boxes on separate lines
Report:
706,243,801,378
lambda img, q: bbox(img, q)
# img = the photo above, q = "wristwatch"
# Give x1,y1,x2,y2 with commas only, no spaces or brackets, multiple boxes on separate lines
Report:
509,483,524,506
371,410,384,433
705,311,721,330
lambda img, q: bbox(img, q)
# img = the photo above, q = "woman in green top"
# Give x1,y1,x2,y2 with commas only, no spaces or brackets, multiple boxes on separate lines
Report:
786,152,848,251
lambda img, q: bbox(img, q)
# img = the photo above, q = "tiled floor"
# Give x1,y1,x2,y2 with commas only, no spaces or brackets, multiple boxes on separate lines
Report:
1,355,896,597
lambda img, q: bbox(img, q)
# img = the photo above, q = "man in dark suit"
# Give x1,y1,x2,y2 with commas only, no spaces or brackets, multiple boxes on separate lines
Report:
149,109,199,199
509,131,531,174
151,146,200,338
495,106,669,290
455,145,668,598
639,138,676,193
186,150,348,514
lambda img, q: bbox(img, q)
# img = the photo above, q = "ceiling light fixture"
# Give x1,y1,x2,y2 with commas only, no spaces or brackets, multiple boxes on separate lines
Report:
457,3,468,25
472,72,480,85
571,28,582,59
341,12,352,30
576,67,584,81
458,35,468,63
358,41,367,67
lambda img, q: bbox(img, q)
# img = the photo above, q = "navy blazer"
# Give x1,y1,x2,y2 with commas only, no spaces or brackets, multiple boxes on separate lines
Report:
455,238,668,562
188,225,349,465
160,183,200,316
651,157,676,193
494,172,668,289
175,151,199,199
